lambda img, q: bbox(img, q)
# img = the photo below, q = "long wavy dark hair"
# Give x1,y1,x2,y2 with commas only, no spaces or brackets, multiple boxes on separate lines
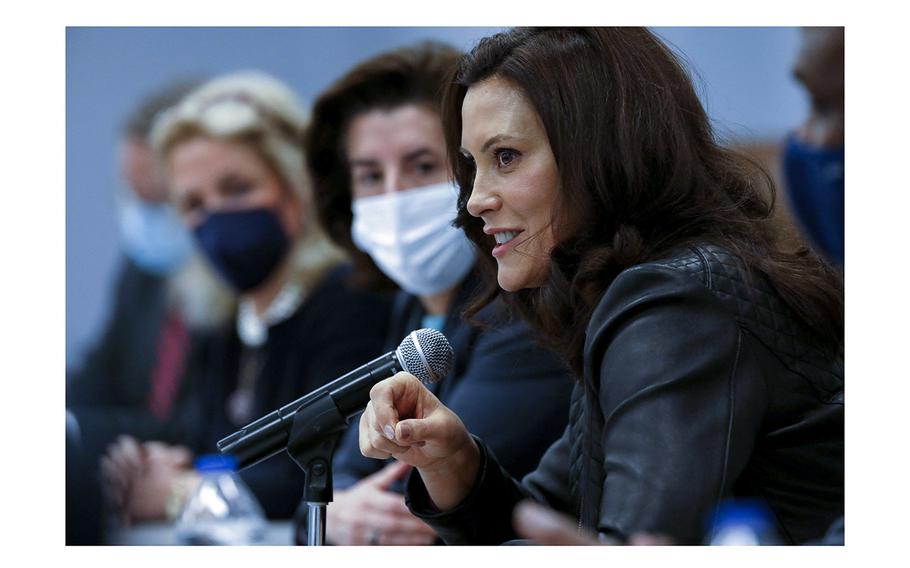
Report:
443,27,844,375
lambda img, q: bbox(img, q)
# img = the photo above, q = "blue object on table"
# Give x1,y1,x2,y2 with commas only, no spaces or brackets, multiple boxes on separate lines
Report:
708,499,781,545
194,454,238,472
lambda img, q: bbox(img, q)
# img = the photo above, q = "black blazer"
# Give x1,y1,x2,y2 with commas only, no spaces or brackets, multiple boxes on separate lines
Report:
184,264,394,519
405,246,844,544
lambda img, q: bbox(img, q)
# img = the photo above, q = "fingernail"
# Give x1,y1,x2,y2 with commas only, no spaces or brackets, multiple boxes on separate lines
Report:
515,502,554,531
383,425,396,441
398,423,411,440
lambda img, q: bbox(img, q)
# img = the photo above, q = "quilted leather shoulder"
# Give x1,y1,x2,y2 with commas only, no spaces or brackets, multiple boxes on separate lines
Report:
650,245,843,402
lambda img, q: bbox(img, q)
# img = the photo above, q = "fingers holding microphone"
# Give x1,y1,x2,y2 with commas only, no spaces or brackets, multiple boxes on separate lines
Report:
360,372,480,511
360,372,415,460
360,371,469,468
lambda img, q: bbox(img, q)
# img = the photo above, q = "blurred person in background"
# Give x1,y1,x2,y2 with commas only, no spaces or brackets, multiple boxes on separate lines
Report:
782,26,846,546
66,79,229,461
783,27,844,267
101,71,394,525
304,41,573,546
66,81,240,544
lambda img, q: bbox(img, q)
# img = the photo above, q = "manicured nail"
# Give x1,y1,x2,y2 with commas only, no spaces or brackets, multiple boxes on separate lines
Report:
515,502,558,532
383,425,396,441
398,423,411,440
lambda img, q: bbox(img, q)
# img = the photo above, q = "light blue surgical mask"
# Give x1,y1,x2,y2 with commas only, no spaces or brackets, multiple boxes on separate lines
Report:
117,192,194,276
351,181,475,296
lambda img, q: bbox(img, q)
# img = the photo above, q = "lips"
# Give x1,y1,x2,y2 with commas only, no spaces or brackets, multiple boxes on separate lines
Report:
490,229,523,257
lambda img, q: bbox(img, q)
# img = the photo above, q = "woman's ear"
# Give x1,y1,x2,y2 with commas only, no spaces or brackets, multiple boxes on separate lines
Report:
282,189,306,240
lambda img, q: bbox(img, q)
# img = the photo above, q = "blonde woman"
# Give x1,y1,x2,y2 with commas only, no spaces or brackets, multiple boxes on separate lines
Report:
102,72,393,524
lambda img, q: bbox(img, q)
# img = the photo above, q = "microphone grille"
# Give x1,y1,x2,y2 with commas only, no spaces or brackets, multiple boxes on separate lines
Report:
396,328,453,384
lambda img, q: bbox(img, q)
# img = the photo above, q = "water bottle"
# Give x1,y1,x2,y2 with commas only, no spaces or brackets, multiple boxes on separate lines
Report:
708,498,781,545
175,454,267,545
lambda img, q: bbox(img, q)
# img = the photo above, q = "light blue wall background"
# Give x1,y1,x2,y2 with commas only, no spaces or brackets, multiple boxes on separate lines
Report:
66,27,808,367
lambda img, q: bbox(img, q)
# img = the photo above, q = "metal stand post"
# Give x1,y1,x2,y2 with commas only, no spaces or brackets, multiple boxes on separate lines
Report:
306,502,327,546
285,394,348,546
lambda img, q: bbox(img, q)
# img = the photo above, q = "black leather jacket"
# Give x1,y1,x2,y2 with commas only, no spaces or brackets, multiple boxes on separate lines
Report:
406,245,844,544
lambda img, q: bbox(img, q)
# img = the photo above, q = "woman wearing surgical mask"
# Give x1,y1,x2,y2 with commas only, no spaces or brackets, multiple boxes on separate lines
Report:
68,79,229,461
102,71,393,525
304,42,573,546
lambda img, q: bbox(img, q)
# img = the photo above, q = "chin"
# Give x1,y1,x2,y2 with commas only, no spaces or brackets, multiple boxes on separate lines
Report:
496,259,549,292
497,271,544,292
496,269,522,292
497,280,520,293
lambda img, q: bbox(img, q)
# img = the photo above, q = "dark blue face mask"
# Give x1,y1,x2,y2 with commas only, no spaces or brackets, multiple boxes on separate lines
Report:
193,208,291,292
782,134,845,266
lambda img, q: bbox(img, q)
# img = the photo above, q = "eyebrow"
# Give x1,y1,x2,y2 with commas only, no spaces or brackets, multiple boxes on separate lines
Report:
403,147,437,162
461,134,516,157
349,147,439,168
349,158,379,168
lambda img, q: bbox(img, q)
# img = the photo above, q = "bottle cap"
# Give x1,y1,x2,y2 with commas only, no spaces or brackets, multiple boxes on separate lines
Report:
713,499,773,533
194,454,238,472
708,498,779,545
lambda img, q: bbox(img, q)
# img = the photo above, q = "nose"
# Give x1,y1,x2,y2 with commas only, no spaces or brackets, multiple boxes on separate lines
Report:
201,193,235,218
384,168,410,194
192,190,246,229
466,175,500,218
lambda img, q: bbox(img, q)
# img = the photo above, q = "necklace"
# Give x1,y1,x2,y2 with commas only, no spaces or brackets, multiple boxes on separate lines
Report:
236,280,306,347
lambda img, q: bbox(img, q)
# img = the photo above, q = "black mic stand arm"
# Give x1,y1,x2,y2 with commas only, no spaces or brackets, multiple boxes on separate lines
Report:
285,393,349,546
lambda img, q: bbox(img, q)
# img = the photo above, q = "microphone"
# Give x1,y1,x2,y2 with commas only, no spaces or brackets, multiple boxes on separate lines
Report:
217,328,453,470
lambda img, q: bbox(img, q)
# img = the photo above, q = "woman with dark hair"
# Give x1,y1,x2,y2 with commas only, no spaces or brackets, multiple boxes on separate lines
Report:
358,28,844,545
304,41,574,545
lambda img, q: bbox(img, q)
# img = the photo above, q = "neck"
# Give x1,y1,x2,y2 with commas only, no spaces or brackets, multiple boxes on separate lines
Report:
246,257,293,317
418,285,459,316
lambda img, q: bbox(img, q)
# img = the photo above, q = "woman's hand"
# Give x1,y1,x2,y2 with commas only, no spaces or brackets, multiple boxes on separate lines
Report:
359,372,480,510
100,435,147,513
122,442,194,523
326,461,438,545
101,438,195,525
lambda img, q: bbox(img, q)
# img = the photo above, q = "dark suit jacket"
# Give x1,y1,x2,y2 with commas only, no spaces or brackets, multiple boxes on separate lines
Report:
66,258,187,460
184,264,394,519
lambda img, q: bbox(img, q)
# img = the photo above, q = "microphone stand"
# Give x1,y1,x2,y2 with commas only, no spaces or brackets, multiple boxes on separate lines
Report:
285,394,348,546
